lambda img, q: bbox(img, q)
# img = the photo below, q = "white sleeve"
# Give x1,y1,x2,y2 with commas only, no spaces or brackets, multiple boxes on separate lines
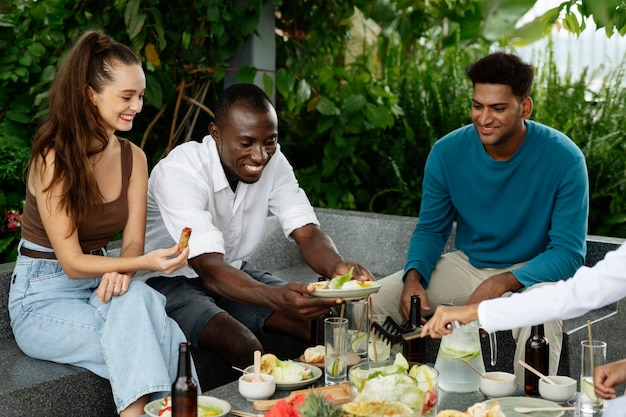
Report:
150,160,225,258
478,243,626,333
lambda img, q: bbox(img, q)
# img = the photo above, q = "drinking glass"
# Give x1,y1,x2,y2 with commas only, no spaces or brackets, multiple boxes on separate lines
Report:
368,314,392,363
580,340,606,415
325,317,348,385
346,299,369,359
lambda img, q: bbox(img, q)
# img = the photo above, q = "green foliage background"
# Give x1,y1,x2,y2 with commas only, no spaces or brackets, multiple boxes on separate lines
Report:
1,0,626,262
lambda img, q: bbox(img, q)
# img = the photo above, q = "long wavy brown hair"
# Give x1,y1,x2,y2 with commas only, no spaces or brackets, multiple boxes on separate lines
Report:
26,29,142,232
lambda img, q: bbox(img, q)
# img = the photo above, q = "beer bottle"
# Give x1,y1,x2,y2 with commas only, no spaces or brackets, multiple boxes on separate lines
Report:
172,342,198,417
524,324,549,396
403,295,425,363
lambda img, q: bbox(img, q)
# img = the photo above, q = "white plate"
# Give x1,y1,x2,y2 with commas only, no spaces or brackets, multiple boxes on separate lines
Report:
245,362,322,390
310,281,382,300
482,396,564,417
144,395,231,417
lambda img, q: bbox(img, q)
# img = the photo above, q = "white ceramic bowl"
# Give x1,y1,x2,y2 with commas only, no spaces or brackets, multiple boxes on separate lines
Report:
479,371,516,398
238,373,276,400
539,375,577,402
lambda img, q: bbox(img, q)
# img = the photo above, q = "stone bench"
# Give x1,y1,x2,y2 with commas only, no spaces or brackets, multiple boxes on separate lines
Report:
0,208,624,415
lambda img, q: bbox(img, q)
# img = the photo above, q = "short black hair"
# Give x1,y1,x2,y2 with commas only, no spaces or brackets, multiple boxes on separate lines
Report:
213,83,274,127
466,52,534,99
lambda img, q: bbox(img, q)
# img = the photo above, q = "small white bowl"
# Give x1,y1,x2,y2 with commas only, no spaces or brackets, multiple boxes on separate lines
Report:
480,371,516,398
238,373,276,401
539,375,577,402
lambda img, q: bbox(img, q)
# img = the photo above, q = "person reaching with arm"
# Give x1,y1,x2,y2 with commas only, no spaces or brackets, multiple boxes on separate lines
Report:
136,83,374,369
421,243,626,416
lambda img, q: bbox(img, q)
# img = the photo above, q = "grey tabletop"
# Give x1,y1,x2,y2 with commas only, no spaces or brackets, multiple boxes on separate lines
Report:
203,380,579,416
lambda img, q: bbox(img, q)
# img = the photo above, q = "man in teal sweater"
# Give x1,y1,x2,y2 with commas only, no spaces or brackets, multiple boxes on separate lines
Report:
372,52,589,383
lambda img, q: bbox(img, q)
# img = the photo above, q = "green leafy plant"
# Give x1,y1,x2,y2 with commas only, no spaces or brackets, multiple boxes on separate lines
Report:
2,0,626,267
0,139,29,262
531,42,626,236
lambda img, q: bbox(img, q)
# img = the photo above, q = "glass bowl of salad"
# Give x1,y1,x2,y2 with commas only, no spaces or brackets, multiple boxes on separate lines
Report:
348,354,439,417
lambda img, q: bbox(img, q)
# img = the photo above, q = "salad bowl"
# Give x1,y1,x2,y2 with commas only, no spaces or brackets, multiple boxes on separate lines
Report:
348,354,439,416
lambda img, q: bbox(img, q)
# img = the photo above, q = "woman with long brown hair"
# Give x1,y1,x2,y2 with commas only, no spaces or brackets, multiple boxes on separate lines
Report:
8,29,194,416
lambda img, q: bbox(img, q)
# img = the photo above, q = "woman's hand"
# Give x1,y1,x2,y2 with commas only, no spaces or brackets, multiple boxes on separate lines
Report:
594,359,626,399
421,304,480,338
146,244,189,274
96,272,132,303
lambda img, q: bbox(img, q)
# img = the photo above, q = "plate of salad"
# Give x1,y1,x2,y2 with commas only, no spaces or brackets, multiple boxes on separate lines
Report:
246,353,322,390
310,268,381,300
144,395,231,417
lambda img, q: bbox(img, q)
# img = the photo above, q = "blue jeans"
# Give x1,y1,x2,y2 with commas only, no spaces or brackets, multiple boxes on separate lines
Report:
9,240,198,412
604,396,626,417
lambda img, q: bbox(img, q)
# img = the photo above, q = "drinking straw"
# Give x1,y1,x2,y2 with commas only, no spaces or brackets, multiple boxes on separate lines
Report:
368,297,379,365
333,303,346,377
587,320,595,385
355,297,368,336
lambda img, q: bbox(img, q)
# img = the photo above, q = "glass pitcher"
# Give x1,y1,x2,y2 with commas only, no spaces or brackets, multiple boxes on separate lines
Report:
434,320,497,393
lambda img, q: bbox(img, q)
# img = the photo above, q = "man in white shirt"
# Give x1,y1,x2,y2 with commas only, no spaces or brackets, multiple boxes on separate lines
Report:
135,83,373,367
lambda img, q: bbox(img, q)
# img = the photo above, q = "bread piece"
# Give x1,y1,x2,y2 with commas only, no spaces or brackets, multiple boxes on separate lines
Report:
178,227,192,251
436,411,471,417
466,403,487,417
487,402,505,417
303,345,325,363
342,400,413,417
260,353,277,374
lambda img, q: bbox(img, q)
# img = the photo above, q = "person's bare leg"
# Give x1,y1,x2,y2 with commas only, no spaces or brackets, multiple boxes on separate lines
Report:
264,311,312,343
119,395,148,417
197,312,262,368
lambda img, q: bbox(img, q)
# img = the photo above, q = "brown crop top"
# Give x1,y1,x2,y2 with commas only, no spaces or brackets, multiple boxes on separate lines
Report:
21,137,133,252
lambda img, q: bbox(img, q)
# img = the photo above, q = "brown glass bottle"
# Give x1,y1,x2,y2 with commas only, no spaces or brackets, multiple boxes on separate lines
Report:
524,324,549,396
172,342,198,417
403,295,425,363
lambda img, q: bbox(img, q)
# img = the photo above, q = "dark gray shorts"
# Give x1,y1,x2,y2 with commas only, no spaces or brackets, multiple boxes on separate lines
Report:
146,262,286,345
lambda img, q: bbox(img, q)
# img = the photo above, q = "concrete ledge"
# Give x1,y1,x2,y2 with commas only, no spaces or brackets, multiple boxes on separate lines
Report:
0,208,624,415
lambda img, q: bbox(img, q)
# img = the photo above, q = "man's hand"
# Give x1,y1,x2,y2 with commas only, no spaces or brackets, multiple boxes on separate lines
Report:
594,359,626,399
400,269,430,323
269,281,342,320
331,261,375,282
466,271,523,305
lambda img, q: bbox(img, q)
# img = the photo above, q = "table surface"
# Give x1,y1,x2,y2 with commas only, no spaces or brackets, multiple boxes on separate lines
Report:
203,379,579,416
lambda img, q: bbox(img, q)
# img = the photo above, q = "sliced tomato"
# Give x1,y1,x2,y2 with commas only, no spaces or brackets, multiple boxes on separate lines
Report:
422,390,437,413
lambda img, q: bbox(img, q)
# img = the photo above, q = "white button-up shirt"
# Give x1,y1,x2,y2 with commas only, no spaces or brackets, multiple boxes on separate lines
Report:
135,135,319,281
478,243,626,333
